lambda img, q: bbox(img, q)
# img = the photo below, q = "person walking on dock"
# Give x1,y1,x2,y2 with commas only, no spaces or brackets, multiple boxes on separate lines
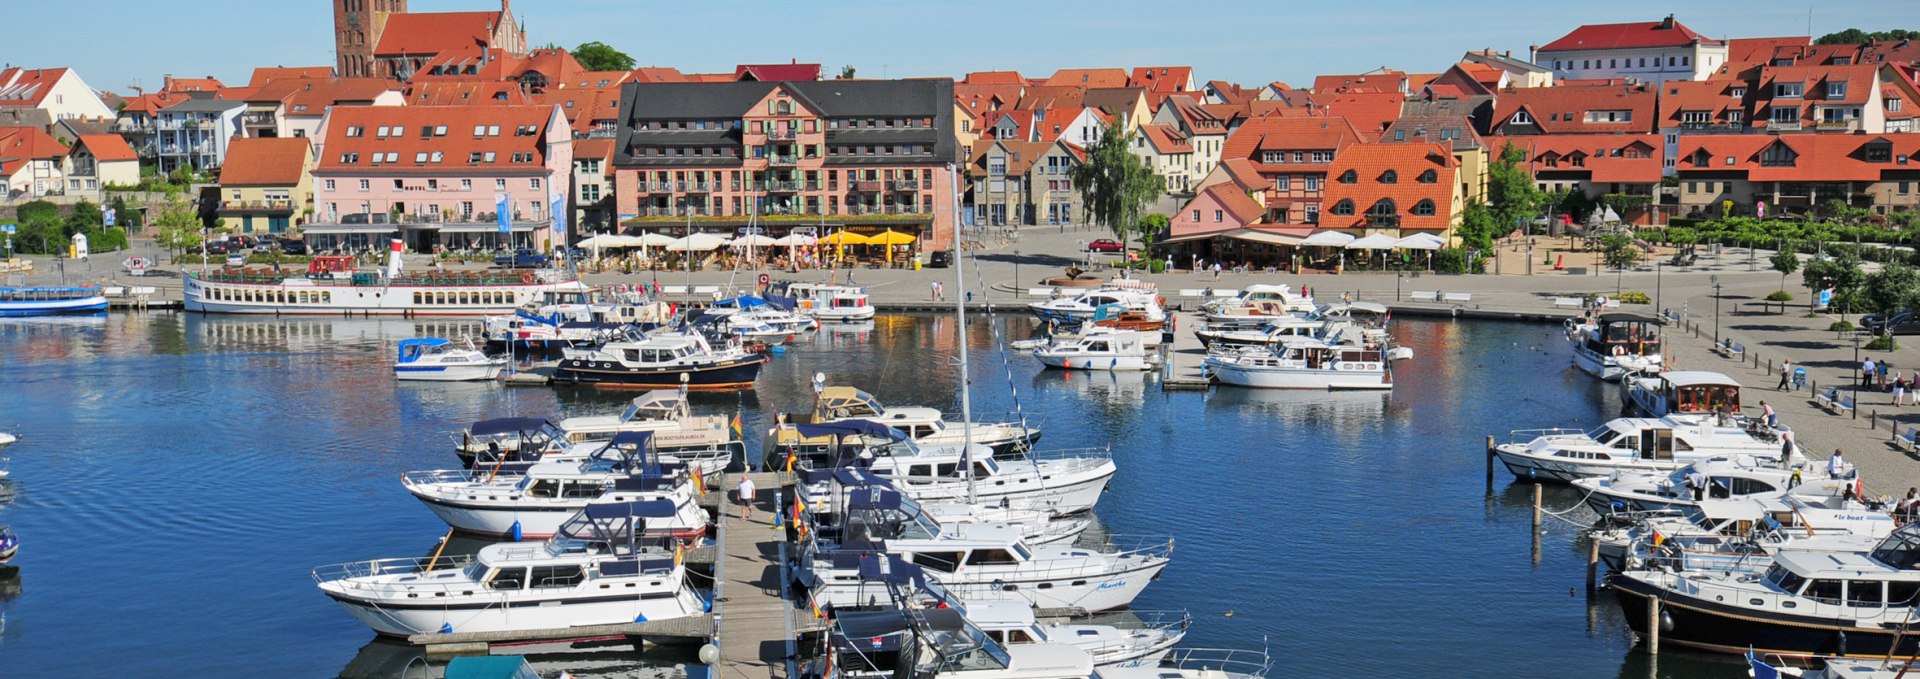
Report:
1760,400,1778,428
1778,359,1793,391
735,475,757,521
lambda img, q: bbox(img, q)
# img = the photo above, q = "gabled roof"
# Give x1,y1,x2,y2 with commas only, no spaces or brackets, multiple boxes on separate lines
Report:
1138,123,1192,154
1214,158,1267,192
248,67,333,88
1223,116,1365,163
969,139,1053,176
0,126,68,161
219,137,311,186
1081,88,1145,116
956,83,1023,115
1128,66,1193,94
1313,69,1406,95
572,137,616,164
1322,91,1405,141
1321,142,1457,230
1655,80,1750,127
118,91,197,116
1043,69,1129,89
1484,134,1663,183
374,11,505,58
532,85,625,136
315,104,562,175
248,77,402,115
1539,17,1721,52
630,67,687,83
983,109,1036,141
735,62,821,82
1489,84,1657,134
1675,134,1920,182
1728,37,1812,62
72,133,136,162
0,67,70,109
1016,86,1083,111
411,81,530,106
963,71,1025,85
1461,49,1553,74
163,76,224,93
0,108,51,130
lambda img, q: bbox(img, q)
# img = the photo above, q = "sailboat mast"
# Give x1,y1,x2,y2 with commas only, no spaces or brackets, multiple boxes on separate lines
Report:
949,163,977,506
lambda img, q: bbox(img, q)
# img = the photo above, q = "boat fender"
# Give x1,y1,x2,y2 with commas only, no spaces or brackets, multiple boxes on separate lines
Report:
440,622,454,634
1658,608,1675,633
1612,346,1626,357
520,272,535,284
511,520,523,542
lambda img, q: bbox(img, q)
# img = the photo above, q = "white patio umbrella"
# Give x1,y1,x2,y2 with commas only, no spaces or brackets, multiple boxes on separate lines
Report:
1344,234,1399,250
772,233,817,246
577,233,630,249
666,233,727,252
729,234,778,248
636,233,677,247
1393,233,1446,250
1299,230,1355,247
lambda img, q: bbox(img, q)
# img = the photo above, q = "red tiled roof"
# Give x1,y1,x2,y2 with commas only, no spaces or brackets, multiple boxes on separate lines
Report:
249,67,333,88
219,137,311,186
1015,86,1085,111
315,105,561,175
0,67,70,109
1539,18,1720,52
1862,40,1920,67
1321,142,1457,230
968,139,1053,176
983,109,1036,141
573,137,615,163
1313,70,1405,95
964,71,1025,85
374,11,504,58
73,134,136,162
0,126,68,161
411,81,530,106
1485,134,1663,183
1728,37,1812,62
1215,158,1266,192
1656,80,1750,127
631,67,687,83
119,91,195,116
163,76,224,93
1222,116,1364,163
956,83,1023,114
1128,66,1193,94
1322,91,1405,141
1138,124,1192,154
250,78,402,115
532,85,623,136
1489,84,1657,134
735,63,821,82
1043,69,1129,89
1675,134,1920,182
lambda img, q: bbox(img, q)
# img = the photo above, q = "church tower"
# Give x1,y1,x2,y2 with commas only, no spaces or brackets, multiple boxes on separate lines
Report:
333,0,408,78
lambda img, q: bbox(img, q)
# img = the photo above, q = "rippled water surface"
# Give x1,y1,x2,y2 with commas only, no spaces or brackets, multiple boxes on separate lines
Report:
0,312,1741,677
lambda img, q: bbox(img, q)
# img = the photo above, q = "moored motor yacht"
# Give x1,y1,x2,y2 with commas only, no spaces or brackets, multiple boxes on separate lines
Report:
1194,302,1388,350
780,283,878,321
404,432,711,539
553,328,766,390
1566,312,1663,380
1591,495,1898,572
481,298,674,354
1492,414,1796,483
814,598,1095,679
707,295,818,334
966,602,1188,668
1027,282,1164,324
1622,370,1745,421
453,392,742,475
393,338,505,382
1204,337,1391,390
1200,283,1316,327
313,500,708,637
787,421,1114,517
812,472,1094,548
1032,330,1154,371
1573,455,1860,516
769,384,1041,460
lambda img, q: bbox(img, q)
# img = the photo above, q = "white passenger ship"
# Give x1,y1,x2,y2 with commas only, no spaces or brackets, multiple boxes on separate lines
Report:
183,242,586,316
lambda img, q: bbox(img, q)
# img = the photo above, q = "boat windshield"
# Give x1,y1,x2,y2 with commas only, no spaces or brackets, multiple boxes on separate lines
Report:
1872,527,1920,569
1592,428,1624,445
461,560,489,582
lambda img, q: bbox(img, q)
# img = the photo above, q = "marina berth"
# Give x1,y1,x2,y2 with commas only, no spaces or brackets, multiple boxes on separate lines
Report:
1031,329,1154,371
1193,301,1388,351
0,286,108,317
480,297,674,354
392,337,504,382
552,328,766,390
1492,414,1797,483
768,384,1041,459
313,500,708,638
1622,370,1745,420
1566,312,1664,381
1590,495,1897,572
1199,283,1316,327
706,294,819,334
812,471,1093,547
453,391,741,474
1610,523,1920,657
964,601,1188,668
1203,335,1392,391
777,283,877,321
183,247,589,316
1573,455,1862,516
1027,281,1165,324
784,421,1114,517
403,431,710,539
816,600,1096,679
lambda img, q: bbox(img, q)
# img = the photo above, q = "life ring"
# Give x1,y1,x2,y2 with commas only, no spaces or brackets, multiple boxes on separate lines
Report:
520,272,535,284
1612,346,1626,357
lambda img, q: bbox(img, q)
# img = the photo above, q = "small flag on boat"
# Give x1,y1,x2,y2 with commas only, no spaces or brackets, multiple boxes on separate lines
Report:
810,594,824,618
1747,648,1779,679
674,541,685,566
690,467,706,495
1650,528,1666,549
731,413,744,440
785,448,798,473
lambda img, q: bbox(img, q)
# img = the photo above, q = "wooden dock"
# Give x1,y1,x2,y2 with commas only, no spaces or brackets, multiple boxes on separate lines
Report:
1160,313,1211,391
714,471,796,679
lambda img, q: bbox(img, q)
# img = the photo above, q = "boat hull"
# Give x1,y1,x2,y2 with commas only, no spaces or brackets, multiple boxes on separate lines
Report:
1035,353,1153,371
323,586,706,637
0,295,108,317
182,276,576,316
407,493,709,539
553,355,766,390
1611,575,1916,657
813,560,1164,613
1206,362,1391,390
395,363,505,382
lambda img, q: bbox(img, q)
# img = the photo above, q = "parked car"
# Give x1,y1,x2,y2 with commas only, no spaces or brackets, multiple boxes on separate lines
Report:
203,240,231,255
224,253,248,267
1086,238,1125,253
278,238,308,255
227,235,259,250
927,250,951,268
493,248,550,269
252,238,279,253
1865,311,1920,336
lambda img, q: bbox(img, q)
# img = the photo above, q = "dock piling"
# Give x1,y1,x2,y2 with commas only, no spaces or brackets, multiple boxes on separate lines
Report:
1586,538,1600,590
1647,597,1661,654
1485,435,1495,488
1531,483,1543,530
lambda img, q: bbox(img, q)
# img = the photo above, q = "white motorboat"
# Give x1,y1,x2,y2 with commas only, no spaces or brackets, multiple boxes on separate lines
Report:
481,298,674,352
1200,283,1316,327
1591,495,1897,572
800,518,1171,612
708,295,819,333
1566,312,1663,380
1204,338,1391,390
967,601,1187,668
1194,302,1387,350
781,283,877,321
1097,649,1273,679
0,432,14,451
553,328,766,390
404,432,711,539
1622,370,1744,420
392,338,505,382
769,384,1041,460
1573,455,1859,516
313,500,709,637
790,421,1114,517
1032,330,1154,371
184,248,588,316
816,471,1094,548
817,600,1096,679
1492,415,1795,483
1027,281,1164,323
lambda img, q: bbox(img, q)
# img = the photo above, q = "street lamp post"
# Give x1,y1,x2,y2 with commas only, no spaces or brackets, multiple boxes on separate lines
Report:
1853,334,1865,420
1655,262,1663,318
1013,248,1020,290
1711,274,1723,347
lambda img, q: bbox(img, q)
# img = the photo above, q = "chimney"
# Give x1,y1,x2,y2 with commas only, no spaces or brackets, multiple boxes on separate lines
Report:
1529,44,1539,64
1659,14,1675,30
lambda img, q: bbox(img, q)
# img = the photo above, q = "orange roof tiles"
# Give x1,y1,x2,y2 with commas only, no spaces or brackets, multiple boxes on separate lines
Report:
1490,84,1657,134
1728,37,1812,62
1676,134,1920,182
219,137,311,186
1656,80,1750,127
1485,134,1662,183
119,91,196,116
1129,67,1193,94
0,67,70,109
374,11,504,58
1540,18,1720,52
1223,116,1365,164
1138,124,1192,154
1215,158,1267,192
1321,142,1457,230
1322,91,1405,141
316,105,561,175
964,71,1025,85
411,81,530,106
163,76,224,93
631,67,687,83
73,134,136,162
573,137,616,163
956,83,1023,115
249,67,333,88
249,77,401,115
1016,86,1085,111
1043,69,1129,89
0,126,68,161
1313,70,1406,95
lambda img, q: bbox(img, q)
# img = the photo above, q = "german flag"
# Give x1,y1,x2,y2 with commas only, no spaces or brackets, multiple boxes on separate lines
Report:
689,467,706,495
731,413,744,440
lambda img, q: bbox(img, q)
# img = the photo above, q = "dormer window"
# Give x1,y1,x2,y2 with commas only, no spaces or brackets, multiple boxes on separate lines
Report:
1828,82,1848,99
1775,82,1804,98
1417,169,1438,183
1761,143,1797,167
1866,142,1894,163
1329,199,1355,216
1730,87,1746,98
1338,169,1358,184
1510,111,1533,125
1380,170,1397,184
1411,199,1437,216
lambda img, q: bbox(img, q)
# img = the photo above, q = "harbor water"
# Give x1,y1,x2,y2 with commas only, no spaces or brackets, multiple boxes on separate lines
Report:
0,312,1740,677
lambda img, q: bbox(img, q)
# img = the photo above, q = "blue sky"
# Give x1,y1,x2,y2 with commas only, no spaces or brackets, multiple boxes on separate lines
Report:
11,1,1900,95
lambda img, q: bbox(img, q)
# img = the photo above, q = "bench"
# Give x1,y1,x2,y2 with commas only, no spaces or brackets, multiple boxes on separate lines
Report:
1028,288,1058,298
661,285,689,295
1816,387,1838,410
1553,297,1583,308
103,286,125,297
1836,395,1856,416
690,285,722,300
1900,426,1920,452
1442,292,1472,303
1410,291,1438,302
1713,341,1745,361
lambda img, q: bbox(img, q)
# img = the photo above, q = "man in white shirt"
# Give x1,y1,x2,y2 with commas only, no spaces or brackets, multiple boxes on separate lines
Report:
1829,450,1848,479
736,475,757,520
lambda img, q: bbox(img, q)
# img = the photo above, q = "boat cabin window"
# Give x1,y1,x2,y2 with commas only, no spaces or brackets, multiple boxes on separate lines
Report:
972,461,996,478
1004,629,1036,643
1086,341,1110,352
461,561,489,581
1871,530,1920,569
1848,580,1885,607
1593,430,1623,446
561,481,605,499
1889,581,1920,606
528,479,561,498
624,349,641,362
913,551,965,573
908,464,934,477
530,565,585,589
487,567,527,590
1805,579,1844,605
966,549,1021,565
1767,565,1807,594
1718,477,1775,496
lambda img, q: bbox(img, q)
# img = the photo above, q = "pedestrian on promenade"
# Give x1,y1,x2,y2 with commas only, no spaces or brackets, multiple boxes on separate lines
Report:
1895,374,1908,406
1881,361,1893,390
736,474,757,520
931,280,939,301
1864,357,1878,389
1778,359,1793,391
1760,400,1778,428
1211,262,1221,280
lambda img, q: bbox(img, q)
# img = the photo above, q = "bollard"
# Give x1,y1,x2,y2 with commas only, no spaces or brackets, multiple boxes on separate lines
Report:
1587,538,1600,590
1532,483,1544,530
1648,598,1661,654
1486,435,1496,487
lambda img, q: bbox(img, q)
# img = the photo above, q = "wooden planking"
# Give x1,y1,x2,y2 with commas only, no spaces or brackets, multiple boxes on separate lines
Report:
714,471,793,679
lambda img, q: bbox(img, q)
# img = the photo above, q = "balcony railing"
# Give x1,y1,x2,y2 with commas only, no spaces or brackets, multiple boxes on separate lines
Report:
767,154,798,167
684,181,711,193
1366,214,1401,228
764,180,801,192
888,180,920,192
847,204,924,216
765,128,797,140
115,120,154,134
1768,120,1803,131
1678,122,1743,132
1816,121,1853,131
242,112,277,126
220,199,295,212
852,180,883,193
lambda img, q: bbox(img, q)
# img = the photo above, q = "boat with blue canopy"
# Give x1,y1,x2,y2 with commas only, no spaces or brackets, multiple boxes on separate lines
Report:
0,286,107,317
392,337,505,382
403,431,711,539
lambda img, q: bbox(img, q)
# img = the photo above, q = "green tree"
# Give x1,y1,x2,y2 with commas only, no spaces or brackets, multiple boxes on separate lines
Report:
65,199,102,238
16,213,62,254
839,65,857,79
1457,200,1498,251
152,195,203,262
1804,254,1867,318
1817,28,1920,44
1068,121,1165,252
1600,234,1641,269
109,195,143,231
1770,248,1800,292
1488,142,1545,236
1137,213,1169,255
1864,262,1920,336
570,41,635,71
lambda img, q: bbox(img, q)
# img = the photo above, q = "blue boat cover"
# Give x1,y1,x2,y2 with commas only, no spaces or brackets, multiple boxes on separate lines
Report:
846,486,903,511
795,420,902,441
399,338,452,349
469,417,547,436
855,554,926,585
762,294,797,311
515,309,560,326
610,475,677,492
610,430,654,447
584,499,677,519
445,656,538,679
715,295,770,309
833,469,890,487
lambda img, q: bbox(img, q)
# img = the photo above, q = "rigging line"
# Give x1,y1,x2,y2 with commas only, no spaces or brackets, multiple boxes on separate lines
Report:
963,249,1035,457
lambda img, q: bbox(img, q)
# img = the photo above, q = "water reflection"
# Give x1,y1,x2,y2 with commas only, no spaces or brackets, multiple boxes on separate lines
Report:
337,638,694,679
